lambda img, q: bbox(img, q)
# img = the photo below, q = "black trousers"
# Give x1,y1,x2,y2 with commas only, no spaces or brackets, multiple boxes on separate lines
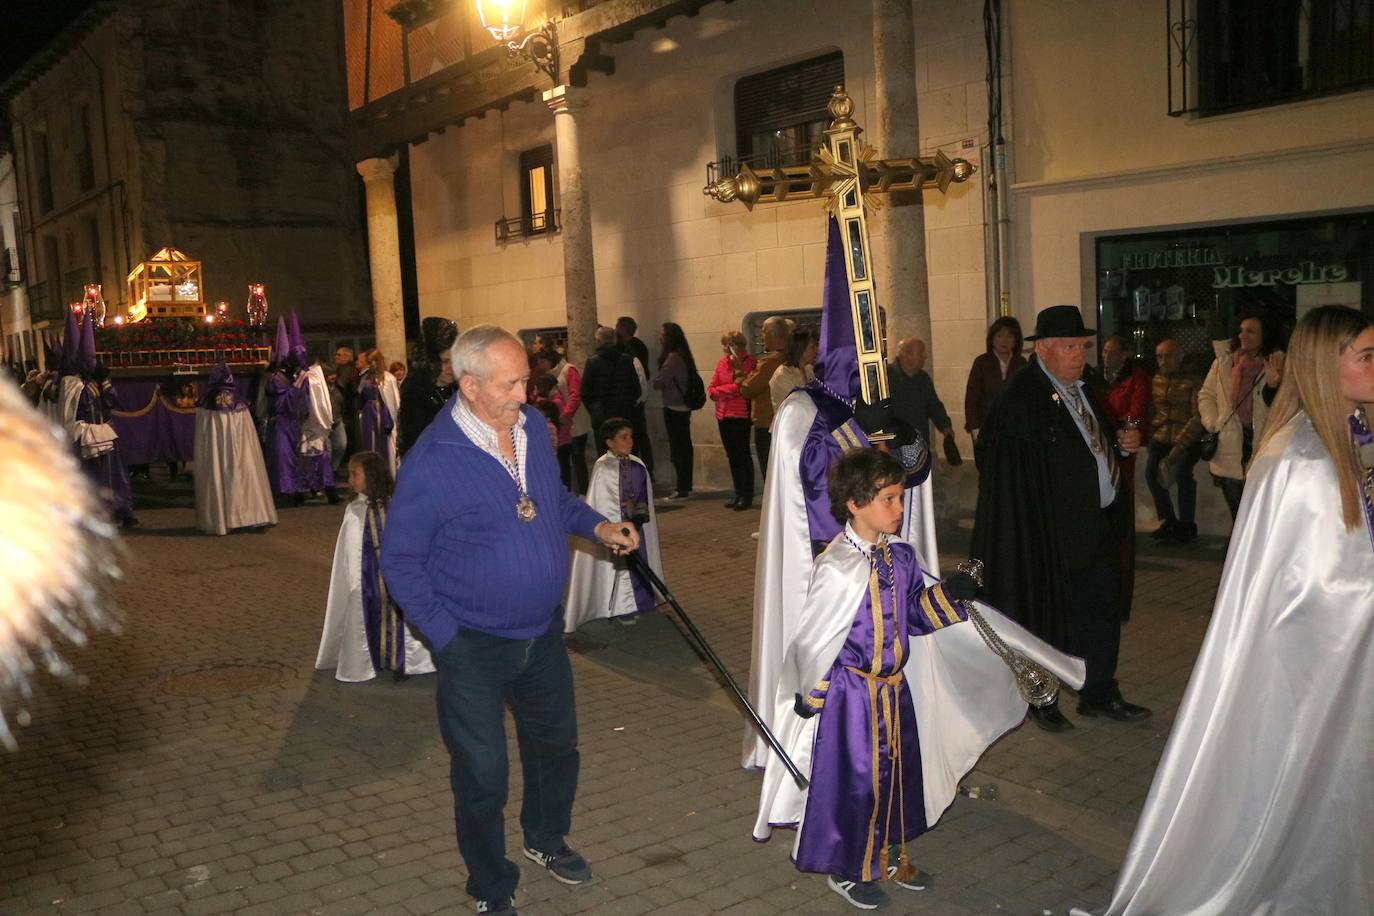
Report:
1067,561,1123,704
1212,423,1254,522
1144,440,1199,525
754,426,772,482
558,435,590,495
718,416,754,504
663,408,693,495
434,614,579,903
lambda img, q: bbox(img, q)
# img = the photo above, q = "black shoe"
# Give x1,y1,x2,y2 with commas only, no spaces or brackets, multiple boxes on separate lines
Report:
1027,702,1074,732
1150,519,1177,541
723,497,738,509
732,501,752,511
120,514,140,529
1077,694,1152,722
1171,522,1198,544
522,844,591,885
292,493,306,507
475,898,517,916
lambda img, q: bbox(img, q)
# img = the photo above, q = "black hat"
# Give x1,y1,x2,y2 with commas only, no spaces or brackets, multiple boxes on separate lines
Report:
1025,305,1095,341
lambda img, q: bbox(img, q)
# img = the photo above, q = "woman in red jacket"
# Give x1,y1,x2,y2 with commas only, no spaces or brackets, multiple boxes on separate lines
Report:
709,331,758,510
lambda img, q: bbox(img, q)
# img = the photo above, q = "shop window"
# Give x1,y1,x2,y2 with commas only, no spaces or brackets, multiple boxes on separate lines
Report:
733,51,844,169
1094,212,1373,376
1170,0,1374,116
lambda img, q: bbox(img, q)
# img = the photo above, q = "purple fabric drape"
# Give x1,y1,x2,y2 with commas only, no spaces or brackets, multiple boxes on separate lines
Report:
109,378,257,465
77,382,134,517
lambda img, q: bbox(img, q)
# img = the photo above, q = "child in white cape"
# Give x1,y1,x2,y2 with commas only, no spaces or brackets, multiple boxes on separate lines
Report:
565,418,663,631
316,451,434,682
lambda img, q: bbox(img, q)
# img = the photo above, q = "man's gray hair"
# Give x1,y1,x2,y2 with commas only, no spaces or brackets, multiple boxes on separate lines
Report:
762,316,794,344
449,324,524,382
594,325,617,347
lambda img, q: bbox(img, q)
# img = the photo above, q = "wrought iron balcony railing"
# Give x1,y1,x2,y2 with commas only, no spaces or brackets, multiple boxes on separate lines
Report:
705,141,819,191
494,208,561,243
1169,0,1374,117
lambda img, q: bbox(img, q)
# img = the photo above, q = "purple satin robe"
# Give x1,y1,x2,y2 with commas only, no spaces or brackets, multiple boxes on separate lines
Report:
360,501,411,673
265,371,333,495
794,540,965,883
617,456,655,614
76,381,134,520
358,373,394,456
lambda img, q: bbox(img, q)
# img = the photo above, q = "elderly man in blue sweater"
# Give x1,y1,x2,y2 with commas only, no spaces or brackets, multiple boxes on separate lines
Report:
382,325,639,916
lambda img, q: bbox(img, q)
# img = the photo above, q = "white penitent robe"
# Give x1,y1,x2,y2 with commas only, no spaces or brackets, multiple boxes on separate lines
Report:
300,364,334,458
316,497,434,683
753,530,1085,841
193,408,278,536
1072,413,1374,916
742,389,940,770
380,371,401,471
565,452,663,632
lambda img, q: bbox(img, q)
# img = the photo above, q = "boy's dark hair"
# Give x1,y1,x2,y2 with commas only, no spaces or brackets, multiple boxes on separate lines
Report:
348,450,394,506
537,400,561,430
599,416,633,443
534,374,557,395
827,448,905,525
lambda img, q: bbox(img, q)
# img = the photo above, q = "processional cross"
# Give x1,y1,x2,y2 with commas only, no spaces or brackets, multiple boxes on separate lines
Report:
704,86,976,439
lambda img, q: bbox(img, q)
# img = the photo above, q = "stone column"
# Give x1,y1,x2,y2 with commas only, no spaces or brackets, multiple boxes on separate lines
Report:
355,156,408,367
870,0,931,352
543,84,598,368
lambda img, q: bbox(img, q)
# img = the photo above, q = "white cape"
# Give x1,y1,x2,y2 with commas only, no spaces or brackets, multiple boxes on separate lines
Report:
300,364,333,457
193,408,278,536
316,497,434,682
1072,413,1374,916
754,530,1085,841
743,389,940,769
380,371,400,471
565,452,663,632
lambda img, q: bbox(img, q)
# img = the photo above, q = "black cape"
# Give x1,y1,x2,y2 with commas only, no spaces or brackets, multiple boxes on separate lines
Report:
970,356,1130,651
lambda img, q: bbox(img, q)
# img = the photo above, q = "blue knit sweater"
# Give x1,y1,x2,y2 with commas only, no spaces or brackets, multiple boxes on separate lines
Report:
381,399,606,647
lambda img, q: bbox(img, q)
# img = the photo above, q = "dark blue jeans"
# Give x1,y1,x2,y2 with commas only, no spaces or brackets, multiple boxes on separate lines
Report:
434,612,579,902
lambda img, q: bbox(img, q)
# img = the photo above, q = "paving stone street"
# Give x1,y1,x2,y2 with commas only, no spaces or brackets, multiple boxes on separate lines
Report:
0,470,1231,916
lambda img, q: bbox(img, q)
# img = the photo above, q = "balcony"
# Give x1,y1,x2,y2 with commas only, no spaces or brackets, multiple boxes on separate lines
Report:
1169,0,1374,117
494,208,560,244
705,140,817,192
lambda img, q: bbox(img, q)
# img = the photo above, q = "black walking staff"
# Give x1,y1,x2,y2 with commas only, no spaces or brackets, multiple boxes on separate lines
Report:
619,531,808,789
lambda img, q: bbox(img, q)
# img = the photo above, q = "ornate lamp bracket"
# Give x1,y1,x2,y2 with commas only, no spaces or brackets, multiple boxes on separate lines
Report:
507,19,559,85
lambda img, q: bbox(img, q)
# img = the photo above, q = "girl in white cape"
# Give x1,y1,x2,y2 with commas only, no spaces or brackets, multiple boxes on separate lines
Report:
1073,304,1374,916
565,418,663,631
316,451,434,682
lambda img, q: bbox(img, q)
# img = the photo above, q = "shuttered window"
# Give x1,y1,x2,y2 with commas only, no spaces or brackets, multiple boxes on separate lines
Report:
734,52,844,165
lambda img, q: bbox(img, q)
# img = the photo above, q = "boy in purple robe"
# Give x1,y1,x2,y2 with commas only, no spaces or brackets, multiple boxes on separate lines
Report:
564,418,663,632
774,448,978,910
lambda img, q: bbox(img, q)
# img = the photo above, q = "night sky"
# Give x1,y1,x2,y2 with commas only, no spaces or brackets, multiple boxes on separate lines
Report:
1,0,102,87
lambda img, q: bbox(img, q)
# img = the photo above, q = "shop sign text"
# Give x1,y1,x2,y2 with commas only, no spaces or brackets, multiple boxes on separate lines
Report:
1212,261,1349,289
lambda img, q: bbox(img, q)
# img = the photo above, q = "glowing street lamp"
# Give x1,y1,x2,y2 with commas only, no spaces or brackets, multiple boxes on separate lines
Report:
475,0,558,84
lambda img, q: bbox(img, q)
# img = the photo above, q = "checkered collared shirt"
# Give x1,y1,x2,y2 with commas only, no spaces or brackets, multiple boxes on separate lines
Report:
451,395,529,494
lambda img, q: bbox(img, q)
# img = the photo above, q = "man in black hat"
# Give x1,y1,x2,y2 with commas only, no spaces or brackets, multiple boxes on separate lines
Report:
971,305,1150,731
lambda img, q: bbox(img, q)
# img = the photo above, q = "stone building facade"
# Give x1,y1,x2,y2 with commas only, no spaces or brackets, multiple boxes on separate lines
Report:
1,0,371,352
346,0,1374,531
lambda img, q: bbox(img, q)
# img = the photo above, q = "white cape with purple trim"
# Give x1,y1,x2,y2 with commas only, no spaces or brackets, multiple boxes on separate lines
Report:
743,389,940,770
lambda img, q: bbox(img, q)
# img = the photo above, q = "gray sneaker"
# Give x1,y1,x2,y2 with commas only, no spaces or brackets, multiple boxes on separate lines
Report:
826,875,892,910
523,844,592,885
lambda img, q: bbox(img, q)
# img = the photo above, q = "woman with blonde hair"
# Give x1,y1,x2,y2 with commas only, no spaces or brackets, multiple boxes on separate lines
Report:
1074,304,1374,916
358,348,401,472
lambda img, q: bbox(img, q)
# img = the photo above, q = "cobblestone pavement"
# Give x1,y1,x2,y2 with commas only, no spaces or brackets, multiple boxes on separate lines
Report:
0,471,1229,915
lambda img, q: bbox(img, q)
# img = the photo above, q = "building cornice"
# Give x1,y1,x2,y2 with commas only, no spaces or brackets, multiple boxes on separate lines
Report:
1009,136,1374,195
0,2,119,104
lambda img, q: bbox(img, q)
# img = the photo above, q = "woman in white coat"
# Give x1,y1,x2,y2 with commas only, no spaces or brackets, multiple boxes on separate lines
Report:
1197,313,1283,520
